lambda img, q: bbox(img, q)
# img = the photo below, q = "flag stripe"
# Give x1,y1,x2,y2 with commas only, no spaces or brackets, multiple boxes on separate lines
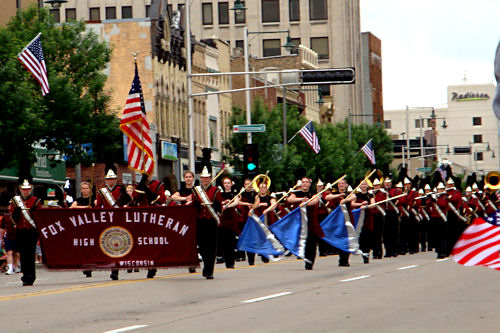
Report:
298,121,320,154
360,139,376,165
17,34,49,96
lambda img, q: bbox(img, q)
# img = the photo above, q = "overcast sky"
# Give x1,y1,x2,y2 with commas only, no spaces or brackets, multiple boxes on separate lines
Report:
360,0,500,110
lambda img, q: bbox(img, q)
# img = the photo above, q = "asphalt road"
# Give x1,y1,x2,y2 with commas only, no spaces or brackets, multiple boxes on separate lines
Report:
1,251,500,333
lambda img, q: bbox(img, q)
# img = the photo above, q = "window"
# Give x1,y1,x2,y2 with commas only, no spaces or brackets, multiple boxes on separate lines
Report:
473,117,482,126
473,134,483,144
65,8,76,21
122,6,133,19
289,0,300,21
145,5,151,18
89,7,100,21
168,4,173,20
290,38,300,54
384,120,392,129
475,152,484,161
209,118,217,148
262,0,279,23
202,3,213,25
235,40,244,50
415,119,422,128
218,2,229,24
263,39,281,57
50,9,60,23
309,0,327,20
310,37,329,59
105,7,116,19
318,84,330,97
234,1,246,24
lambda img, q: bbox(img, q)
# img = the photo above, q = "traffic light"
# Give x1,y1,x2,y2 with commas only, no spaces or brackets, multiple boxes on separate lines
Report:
301,68,355,85
243,144,259,176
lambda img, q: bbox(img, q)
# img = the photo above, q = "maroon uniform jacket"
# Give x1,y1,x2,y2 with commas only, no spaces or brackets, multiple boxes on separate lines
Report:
193,185,223,220
95,185,124,208
148,180,166,205
293,190,324,238
8,195,42,230
220,191,241,233
430,194,449,220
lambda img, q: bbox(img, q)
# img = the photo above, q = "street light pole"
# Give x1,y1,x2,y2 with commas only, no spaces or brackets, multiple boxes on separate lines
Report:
405,105,410,174
419,116,425,169
186,0,195,172
283,86,287,146
243,26,252,144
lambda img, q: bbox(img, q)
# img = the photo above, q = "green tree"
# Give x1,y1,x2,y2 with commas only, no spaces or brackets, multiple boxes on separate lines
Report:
0,6,121,180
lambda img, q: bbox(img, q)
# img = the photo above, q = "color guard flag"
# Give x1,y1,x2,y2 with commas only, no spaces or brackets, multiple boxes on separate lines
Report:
120,63,155,176
17,33,50,96
269,207,308,259
360,139,376,165
320,206,364,254
452,210,500,270
237,213,286,257
297,121,321,154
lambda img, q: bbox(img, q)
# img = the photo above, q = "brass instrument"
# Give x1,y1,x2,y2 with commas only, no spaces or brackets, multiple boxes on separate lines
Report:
252,173,272,192
485,171,500,190
364,169,384,187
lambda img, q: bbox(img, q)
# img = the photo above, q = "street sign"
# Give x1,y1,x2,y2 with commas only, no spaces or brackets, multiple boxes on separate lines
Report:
233,124,266,133
417,167,432,172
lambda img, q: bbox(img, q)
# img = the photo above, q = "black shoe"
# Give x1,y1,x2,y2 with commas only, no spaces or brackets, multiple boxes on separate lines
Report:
22,282,34,286
205,275,214,279
188,267,196,273
110,273,119,280
305,263,313,270
127,269,133,273
226,266,235,269
216,257,225,264
249,262,254,266
362,255,369,264
146,269,157,279
83,270,92,278
384,254,391,258
134,268,139,272
319,253,327,257
339,262,350,267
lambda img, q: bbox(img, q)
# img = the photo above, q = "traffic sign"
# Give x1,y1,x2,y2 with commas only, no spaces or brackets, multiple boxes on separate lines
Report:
417,167,431,172
233,124,266,133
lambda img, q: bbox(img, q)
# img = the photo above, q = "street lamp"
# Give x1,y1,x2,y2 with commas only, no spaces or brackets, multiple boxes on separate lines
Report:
44,0,67,9
230,0,247,15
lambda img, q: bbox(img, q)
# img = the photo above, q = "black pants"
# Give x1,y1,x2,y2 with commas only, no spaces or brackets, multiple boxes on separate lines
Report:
197,218,218,277
407,214,419,253
433,218,447,258
383,211,399,256
398,215,409,254
16,228,38,285
218,227,237,268
305,233,321,266
372,213,384,258
359,227,373,256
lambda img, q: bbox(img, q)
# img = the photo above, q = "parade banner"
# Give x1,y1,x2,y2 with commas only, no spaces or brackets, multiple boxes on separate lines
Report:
32,206,198,270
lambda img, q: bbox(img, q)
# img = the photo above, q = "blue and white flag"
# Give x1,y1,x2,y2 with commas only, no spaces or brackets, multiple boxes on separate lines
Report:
269,207,308,258
237,213,286,257
320,205,365,254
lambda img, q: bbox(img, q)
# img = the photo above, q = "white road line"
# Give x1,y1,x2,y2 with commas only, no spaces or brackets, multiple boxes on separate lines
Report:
102,325,148,333
398,265,419,270
242,292,293,304
340,275,371,282
436,258,450,262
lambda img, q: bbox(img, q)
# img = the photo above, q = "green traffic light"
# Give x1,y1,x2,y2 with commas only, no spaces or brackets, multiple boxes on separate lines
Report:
247,163,257,171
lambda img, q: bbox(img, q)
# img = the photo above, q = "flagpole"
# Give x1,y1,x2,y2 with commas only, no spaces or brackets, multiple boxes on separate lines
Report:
344,169,376,201
287,120,310,144
303,174,347,206
131,51,146,175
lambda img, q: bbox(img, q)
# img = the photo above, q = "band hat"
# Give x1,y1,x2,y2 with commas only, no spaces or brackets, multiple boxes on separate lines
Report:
424,184,431,190
446,178,455,185
373,178,381,186
472,183,479,190
384,178,392,183
105,169,117,179
465,186,472,192
200,166,211,177
395,182,403,188
433,187,437,192
316,179,324,186
347,185,353,192
164,190,171,197
437,182,446,189
19,179,33,189
418,189,424,195
403,177,412,185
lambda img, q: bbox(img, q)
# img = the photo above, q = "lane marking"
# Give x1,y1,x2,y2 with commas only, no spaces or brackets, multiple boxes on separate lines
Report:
242,291,293,304
398,265,418,270
436,258,450,262
102,325,148,333
340,275,370,282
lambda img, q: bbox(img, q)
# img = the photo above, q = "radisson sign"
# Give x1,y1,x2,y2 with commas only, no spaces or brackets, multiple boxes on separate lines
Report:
450,91,490,102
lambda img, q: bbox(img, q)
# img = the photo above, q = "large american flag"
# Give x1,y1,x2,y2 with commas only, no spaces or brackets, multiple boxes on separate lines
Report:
452,211,500,270
119,63,155,176
17,33,50,96
298,121,320,154
360,139,376,165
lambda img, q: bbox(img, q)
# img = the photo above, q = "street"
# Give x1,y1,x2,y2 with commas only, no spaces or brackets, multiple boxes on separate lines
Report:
1,251,500,333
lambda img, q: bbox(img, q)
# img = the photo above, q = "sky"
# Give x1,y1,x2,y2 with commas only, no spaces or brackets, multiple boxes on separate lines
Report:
360,0,500,110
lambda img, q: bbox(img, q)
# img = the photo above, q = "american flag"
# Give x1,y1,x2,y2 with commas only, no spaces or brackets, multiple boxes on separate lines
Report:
298,121,320,154
360,139,376,165
452,211,500,270
17,33,49,96
119,63,155,176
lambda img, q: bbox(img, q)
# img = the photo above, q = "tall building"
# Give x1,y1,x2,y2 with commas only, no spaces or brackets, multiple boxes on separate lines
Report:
361,32,383,125
167,0,363,124
0,0,40,26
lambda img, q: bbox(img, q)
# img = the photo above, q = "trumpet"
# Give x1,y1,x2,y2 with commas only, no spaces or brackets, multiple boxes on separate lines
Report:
485,171,500,191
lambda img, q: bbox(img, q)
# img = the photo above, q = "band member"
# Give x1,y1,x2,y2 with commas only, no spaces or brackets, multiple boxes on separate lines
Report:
287,177,322,270
482,184,499,216
470,184,485,218
353,180,373,264
396,180,410,255
237,178,256,264
384,178,400,257
415,189,428,252
8,180,42,286
405,180,419,254
95,169,125,280
137,174,167,206
1,213,20,275
171,170,197,273
445,178,463,256
371,178,387,259
123,184,148,207
218,177,240,269
252,175,276,264
423,184,433,251
193,167,223,279
316,179,332,257
431,182,449,259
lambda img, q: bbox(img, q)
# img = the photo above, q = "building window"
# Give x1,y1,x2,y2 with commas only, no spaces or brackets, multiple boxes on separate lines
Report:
50,9,60,23
290,38,300,54
89,7,100,21
310,37,329,59
209,118,217,148
65,8,76,21
289,0,300,21
234,1,246,24
473,117,482,126
122,6,133,19
319,84,330,97
202,3,213,25
309,0,327,20
473,134,483,144
415,119,423,128
262,0,280,23
168,4,173,19
475,152,484,161
263,39,281,57
384,120,392,129
145,5,151,18
105,7,116,19
218,2,229,24
235,40,244,50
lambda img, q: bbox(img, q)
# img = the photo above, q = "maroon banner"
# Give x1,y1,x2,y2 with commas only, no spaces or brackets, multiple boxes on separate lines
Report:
32,206,198,270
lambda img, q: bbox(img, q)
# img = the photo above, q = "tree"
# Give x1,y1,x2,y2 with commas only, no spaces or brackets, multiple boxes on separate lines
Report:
0,6,121,180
